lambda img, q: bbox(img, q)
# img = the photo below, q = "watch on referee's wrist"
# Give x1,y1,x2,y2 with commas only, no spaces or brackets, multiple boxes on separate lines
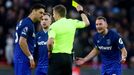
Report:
78,10,84,14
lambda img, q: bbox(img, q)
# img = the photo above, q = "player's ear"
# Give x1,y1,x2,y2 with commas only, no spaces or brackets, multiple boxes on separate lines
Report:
32,9,38,13
31,9,35,14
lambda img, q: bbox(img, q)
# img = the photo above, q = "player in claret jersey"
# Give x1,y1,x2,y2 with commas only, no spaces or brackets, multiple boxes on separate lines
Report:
34,13,52,75
14,4,45,75
76,16,127,75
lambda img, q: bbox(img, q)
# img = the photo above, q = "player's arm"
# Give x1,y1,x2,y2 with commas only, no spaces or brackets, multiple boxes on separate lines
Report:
121,47,127,63
76,4,90,26
19,26,35,68
19,36,35,68
81,48,99,62
76,48,99,65
19,37,33,58
116,34,127,63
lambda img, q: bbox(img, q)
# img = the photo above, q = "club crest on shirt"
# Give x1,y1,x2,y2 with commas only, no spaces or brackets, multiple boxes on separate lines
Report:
106,39,111,45
97,40,100,43
38,36,41,39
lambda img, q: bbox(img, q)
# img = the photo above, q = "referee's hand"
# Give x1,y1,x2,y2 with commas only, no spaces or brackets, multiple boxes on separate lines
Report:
76,4,83,12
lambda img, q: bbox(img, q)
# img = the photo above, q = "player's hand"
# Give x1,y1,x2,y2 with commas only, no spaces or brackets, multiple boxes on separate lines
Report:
121,56,126,63
75,57,86,65
30,59,35,69
76,4,83,12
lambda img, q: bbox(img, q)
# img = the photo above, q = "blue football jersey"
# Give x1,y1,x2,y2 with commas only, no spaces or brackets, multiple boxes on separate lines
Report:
34,30,48,73
93,29,125,70
14,17,35,63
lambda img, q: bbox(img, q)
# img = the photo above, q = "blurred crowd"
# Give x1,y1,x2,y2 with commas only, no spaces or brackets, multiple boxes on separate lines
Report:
0,0,134,69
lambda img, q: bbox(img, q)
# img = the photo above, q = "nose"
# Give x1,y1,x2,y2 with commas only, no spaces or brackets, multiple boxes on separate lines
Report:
40,14,43,19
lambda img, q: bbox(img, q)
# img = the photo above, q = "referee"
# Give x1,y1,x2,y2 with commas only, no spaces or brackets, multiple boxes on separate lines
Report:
47,4,90,75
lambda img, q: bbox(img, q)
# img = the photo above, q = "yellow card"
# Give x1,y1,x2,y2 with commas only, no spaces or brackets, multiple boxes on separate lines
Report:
72,0,78,8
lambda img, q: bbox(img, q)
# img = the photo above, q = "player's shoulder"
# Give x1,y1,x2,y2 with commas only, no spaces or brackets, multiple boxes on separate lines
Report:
19,17,32,26
109,29,120,36
36,30,43,36
24,17,33,25
22,17,33,25
108,29,122,41
36,32,41,39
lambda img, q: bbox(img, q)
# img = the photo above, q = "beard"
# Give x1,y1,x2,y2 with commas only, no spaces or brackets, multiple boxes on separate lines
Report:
35,19,41,23
97,29,105,34
43,26,49,29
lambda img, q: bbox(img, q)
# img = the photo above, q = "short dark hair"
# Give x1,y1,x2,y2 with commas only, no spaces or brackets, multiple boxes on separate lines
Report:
96,16,107,22
53,4,66,17
30,3,45,13
44,13,51,18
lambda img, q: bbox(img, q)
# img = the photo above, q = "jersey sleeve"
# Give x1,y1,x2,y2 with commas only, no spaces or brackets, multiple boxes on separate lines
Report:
71,19,86,28
48,25,56,39
115,33,125,49
20,25,30,38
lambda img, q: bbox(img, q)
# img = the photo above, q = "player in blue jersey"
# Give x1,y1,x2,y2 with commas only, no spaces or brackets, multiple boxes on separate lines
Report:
76,16,127,75
14,4,45,75
34,13,52,75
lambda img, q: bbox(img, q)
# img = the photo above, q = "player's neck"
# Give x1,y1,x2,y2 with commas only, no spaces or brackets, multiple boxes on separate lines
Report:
43,28,48,33
28,13,36,22
102,29,108,35
57,16,64,21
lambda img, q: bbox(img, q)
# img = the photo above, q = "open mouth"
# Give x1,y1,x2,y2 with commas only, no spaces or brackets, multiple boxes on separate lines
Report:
97,28,102,31
43,23,46,26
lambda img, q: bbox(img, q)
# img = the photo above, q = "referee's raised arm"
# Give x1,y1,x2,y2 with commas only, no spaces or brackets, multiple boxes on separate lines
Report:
76,4,90,27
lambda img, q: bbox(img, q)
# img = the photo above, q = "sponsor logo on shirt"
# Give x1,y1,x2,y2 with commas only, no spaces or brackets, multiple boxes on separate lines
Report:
38,41,47,45
97,40,100,43
98,46,112,50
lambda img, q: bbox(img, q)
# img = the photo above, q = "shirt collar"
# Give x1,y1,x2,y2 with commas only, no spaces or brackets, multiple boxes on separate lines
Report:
43,29,48,33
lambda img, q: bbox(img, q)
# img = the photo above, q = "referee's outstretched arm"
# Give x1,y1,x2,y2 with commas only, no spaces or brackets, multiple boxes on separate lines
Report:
76,4,90,27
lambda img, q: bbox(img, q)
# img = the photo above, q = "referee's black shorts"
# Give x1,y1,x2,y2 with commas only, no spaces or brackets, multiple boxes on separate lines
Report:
48,53,72,75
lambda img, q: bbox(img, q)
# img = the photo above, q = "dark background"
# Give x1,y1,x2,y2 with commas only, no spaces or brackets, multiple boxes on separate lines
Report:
0,0,134,75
